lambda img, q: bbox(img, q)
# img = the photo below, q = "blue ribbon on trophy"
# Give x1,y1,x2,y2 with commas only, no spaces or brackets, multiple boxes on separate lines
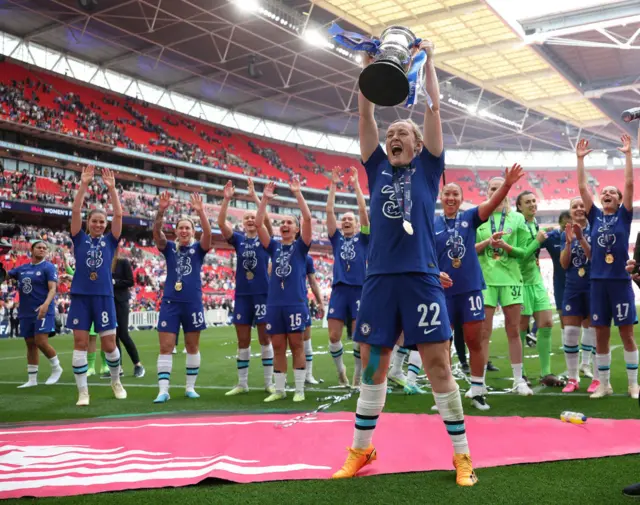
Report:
328,23,429,108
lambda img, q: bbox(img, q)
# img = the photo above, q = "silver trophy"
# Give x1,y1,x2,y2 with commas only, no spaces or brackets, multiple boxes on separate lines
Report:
359,26,417,107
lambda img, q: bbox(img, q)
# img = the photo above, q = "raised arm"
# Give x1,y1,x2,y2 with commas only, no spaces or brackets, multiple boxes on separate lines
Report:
358,53,379,163
350,166,369,228
576,139,594,215
326,167,340,238
248,178,273,237
218,181,235,240
71,165,94,236
308,273,324,319
291,176,312,246
255,182,275,249
420,40,442,157
560,223,572,270
477,164,523,221
191,193,211,252
617,134,634,211
153,191,171,251
101,168,122,240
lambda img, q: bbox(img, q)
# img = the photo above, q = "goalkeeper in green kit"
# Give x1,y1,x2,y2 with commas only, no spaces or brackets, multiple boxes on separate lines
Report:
476,176,544,397
515,191,563,387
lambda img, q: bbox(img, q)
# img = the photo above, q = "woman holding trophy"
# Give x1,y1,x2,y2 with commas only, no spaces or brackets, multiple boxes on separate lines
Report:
331,27,477,487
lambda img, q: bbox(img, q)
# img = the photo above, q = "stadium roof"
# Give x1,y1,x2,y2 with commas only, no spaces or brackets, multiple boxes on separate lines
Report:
0,0,638,153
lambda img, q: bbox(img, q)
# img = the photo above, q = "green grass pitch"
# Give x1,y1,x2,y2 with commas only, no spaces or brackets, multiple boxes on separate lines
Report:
1,321,638,504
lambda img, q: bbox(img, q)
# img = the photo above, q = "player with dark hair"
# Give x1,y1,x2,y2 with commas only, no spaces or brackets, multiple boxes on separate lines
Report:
5,240,62,388
576,135,638,400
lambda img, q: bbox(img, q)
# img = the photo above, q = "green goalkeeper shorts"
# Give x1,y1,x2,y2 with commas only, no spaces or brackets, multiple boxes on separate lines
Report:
483,284,524,308
521,283,552,316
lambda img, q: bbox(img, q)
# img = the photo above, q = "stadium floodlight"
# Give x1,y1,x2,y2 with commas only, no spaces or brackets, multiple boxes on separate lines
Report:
234,0,260,13
303,28,332,49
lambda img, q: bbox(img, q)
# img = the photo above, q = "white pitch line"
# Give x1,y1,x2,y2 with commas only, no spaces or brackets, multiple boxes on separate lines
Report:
0,381,632,398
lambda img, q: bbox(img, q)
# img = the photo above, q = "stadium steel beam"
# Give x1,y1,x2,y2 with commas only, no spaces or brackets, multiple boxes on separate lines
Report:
521,0,640,42
9,0,350,119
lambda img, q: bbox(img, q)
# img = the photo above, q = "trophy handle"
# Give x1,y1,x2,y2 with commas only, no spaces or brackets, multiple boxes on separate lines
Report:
359,61,410,107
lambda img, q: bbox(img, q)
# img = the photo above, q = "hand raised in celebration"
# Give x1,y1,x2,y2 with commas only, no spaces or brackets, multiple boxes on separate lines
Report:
576,139,593,159
190,193,203,213
223,180,235,201
504,163,524,186
247,178,256,200
158,191,172,212
101,167,116,190
290,176,301,194
418,39,435,58
348,166,359,185
263,181,276,201
81,165,95,185
572,223,583,241
565,222,574,243
331,166,341,185
618,134,632,155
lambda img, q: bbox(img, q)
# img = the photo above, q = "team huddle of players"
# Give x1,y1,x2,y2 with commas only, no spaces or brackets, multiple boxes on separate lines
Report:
5,38,639,488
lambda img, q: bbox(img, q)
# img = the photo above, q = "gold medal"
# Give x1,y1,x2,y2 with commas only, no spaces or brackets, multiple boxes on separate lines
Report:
246,271,254,280
280,280,285,290
605,253,614,264
578,267,585,277
535,257,540,267
89,272,98,281
493,252,500,260
452,258,461,268
175,281,183,291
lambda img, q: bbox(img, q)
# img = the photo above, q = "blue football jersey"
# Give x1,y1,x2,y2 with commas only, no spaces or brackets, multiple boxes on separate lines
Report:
542,229,566,288
587,205,632,280
265,237,310,306
329,230,369,286
229,232,270,296
434,207,486,296
9,261,58,318
70,230,118,296
162,241,207,303
561,227,591,292
363,145,443,276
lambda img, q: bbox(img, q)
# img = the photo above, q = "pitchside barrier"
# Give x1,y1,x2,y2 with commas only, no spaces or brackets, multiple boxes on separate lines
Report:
52,309,230,334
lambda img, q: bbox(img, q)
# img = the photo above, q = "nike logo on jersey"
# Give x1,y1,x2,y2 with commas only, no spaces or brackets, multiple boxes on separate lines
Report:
472,312,481,317
435,230,445,236
423,328,438,335
382,170,392,177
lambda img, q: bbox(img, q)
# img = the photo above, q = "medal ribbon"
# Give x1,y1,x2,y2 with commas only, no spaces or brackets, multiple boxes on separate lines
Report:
392,167,413,231
489,209,506,256
244,237,258,277
278,242,295,287
573,224,590,269
88,235,104,279
602,214,618,256
175,245,189,286
526,219,541,260
343,235,354,271
442,213,462,259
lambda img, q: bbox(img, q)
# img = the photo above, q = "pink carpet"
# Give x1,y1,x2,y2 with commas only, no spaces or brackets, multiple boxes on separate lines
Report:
1,412,640,498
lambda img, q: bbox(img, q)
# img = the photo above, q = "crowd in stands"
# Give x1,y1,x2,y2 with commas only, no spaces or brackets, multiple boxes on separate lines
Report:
0,225,335,324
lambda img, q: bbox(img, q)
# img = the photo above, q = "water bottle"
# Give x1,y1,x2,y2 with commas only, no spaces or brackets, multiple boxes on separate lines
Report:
561,411,587,424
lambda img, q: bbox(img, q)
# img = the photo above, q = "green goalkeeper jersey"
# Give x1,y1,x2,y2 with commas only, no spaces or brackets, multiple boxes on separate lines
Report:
518,219,544,286
476,210,540,286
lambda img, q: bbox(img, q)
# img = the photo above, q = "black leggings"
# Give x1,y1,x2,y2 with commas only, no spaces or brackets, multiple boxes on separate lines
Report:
115,301,140,365
453,320,467,365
